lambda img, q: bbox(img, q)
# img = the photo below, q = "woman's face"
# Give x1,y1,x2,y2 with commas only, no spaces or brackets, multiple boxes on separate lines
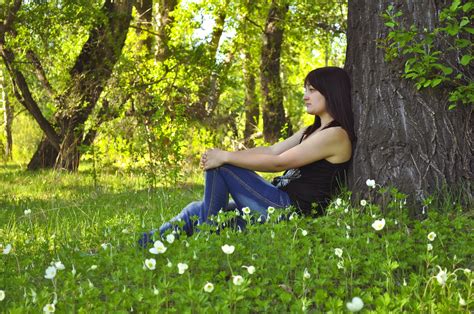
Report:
303,84,327,115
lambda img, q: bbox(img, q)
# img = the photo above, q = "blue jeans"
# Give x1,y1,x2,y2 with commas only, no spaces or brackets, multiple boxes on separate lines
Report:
139,165,293,246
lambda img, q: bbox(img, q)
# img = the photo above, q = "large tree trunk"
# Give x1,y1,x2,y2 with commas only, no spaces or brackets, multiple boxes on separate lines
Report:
0,68,13,160
345,0,473,205
260,0,291,143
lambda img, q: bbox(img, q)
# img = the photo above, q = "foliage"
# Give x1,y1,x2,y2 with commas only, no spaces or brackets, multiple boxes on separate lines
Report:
0,165,472,312
381,1,474,109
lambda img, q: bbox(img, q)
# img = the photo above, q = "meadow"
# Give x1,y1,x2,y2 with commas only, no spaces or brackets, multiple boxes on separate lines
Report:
0,164,472,313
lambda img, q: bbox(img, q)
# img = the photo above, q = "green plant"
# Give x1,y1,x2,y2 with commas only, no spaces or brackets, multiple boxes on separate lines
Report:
381,1,474,109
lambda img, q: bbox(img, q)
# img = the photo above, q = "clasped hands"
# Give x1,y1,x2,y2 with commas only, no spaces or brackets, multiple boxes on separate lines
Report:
200,148,227,170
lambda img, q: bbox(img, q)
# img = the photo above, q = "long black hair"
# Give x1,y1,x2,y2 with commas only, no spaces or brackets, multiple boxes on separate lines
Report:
302,67,356,143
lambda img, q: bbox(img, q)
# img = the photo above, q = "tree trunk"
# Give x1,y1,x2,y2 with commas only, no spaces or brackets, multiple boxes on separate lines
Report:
0,68,13,160
243,52,259,147
345,0,473,205
135,0,153,51
155,0,178,61
260,0,290,143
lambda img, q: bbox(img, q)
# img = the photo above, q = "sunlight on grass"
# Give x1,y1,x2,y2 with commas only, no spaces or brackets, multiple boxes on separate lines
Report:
0,164,472,312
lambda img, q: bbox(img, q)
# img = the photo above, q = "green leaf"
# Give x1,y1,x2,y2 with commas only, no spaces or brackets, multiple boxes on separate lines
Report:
462,2,474,12
460,17,469,27
385,22,395,28
432,78,442,87
465,27,474,34
448,104,457,110
460,55,472,66
450,0,461,11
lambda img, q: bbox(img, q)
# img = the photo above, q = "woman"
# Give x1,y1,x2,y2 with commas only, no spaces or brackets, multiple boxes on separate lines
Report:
140,66,355,246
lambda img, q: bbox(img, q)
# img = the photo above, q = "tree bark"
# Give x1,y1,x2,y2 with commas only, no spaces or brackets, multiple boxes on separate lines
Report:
345,0,473,205
243,52,259,147
135,0,153,51
0,68,13,160
155,0,178,61
260,0,290,143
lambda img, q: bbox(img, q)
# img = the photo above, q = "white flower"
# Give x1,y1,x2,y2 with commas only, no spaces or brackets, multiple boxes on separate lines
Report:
427,232,437,241
101,243,109,250
166,234,175,244
149,240,167,255
2,244,12,255
71,265,76,276
24,209,32,215
427,243,433,251
371,218,386,231
242,207,251,215
267,206,275,214
232,275,244,286
43,303,55,313
0,290,5,301
145,258,156,270
360,199,367,206
337,260,344,269
270,231,275,239
346,297,364,312
153,286,159,295
366,179,376,188
301,229,308,236
203,282,214,292
44,266,57,280
463,268,471,275
221,244,235,255
435,266,448,286
54,261,65,270
166,258,173,268
242,265,256,274
334,248,343,258
121,228,129,234
459,293,466,306
336,198,342,206
177,263,188,274
89,265,98,270
303,268,311,279
403,278,407,286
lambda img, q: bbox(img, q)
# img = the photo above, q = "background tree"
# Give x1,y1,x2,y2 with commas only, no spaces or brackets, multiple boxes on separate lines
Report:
345,0,473,205
0,0,133,171
260,0,291,143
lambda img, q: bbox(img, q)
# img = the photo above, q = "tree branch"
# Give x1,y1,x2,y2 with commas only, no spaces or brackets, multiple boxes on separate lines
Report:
0,0,60,149
26,49,57,100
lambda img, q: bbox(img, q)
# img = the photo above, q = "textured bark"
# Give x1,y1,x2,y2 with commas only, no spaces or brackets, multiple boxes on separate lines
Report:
135,0,153,51
1,68,13,160
260,1,290,143
345,0,473,205
155,0,178,61
243,52,259,147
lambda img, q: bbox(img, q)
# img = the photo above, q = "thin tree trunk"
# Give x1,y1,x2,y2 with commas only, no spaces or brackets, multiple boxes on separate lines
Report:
345,0,473,206
135,0,153,51
0,68,13,160
155,0,178,61
260,0,290,143
243,52,259,147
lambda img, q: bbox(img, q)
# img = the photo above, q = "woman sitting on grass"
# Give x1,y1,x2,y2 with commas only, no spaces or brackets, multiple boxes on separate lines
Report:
140,66,355,246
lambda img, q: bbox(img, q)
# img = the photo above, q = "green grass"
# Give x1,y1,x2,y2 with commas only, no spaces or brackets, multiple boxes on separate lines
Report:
0,164,472,312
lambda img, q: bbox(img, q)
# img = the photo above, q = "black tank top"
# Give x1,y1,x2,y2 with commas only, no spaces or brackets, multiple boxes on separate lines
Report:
271,123,351,215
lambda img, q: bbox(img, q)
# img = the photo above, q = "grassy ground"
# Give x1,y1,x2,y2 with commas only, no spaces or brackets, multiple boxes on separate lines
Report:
0,163,472,313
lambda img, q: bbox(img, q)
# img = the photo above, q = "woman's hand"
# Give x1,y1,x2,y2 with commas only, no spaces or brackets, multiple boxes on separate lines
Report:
200,149,227,170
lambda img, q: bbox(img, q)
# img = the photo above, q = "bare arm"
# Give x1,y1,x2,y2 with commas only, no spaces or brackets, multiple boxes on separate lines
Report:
202,127,351,172
232,128,306,156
